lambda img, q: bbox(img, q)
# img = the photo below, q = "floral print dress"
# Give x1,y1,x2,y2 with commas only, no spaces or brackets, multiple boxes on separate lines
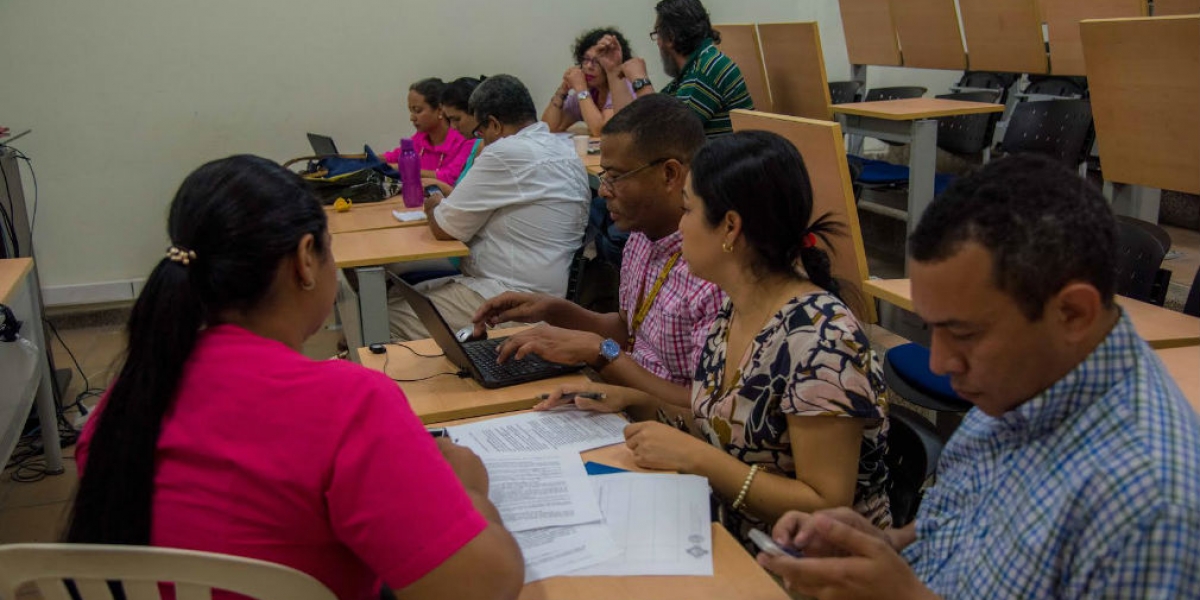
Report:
691,292,891,549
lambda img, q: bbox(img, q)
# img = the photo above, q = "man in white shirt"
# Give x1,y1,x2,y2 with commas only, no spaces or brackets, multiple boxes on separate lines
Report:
388,74,591,341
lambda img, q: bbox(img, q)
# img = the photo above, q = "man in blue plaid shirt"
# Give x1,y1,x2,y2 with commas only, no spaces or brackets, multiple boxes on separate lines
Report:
758,154,1200,599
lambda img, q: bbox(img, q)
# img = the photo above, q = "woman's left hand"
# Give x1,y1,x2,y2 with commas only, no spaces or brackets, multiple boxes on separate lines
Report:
624,421,708,472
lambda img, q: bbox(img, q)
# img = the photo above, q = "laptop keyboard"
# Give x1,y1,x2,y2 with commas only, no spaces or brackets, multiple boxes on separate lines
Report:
463,338,562,382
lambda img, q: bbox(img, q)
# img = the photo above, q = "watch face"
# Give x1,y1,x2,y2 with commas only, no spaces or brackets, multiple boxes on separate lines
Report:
600,338,621,360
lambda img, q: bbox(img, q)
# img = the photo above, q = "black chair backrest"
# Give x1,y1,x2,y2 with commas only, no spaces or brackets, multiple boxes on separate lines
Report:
884,405,943,528
999,99,1094,167
864,86,927,102
958,71,1018,91
1185,267,1200,318
828,81,862,105
565,246,588,304
1116,216,1172,255
934,91,1002,155
1115,219,1167,303
1023,75,1088,98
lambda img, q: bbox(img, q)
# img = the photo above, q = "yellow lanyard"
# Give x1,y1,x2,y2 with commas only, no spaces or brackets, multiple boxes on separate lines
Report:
628,251,681,350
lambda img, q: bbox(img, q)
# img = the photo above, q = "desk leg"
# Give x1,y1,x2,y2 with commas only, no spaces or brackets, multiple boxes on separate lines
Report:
357,266,391,346
25,272,63,474
906,119,938,235
1108,183,1162,223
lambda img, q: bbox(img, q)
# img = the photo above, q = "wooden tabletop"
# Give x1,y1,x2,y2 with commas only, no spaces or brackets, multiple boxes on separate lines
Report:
427,412,791,600
358,327,591,424
331,227,468,269
863,278,1200,350
581,151,602,176
323,196,404,212
831,98,1006,120
1156,346,1199,413
0,258,33,304
327,203,424,234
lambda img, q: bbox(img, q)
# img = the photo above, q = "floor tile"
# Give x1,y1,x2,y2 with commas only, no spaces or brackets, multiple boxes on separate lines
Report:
0,502,69,543
2,460,78,509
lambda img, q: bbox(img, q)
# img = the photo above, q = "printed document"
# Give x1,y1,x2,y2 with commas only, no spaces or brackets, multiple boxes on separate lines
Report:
480,451,603,532
446,411,627,455
515,523,618,583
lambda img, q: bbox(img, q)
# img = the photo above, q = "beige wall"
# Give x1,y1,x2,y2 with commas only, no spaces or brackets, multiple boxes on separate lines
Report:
0,0,952,301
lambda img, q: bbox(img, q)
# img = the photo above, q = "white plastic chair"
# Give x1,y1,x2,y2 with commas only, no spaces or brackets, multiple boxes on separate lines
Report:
0,544,337,600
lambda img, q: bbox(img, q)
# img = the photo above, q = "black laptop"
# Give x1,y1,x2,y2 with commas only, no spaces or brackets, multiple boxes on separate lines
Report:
390,277,583,389
306,133,339,156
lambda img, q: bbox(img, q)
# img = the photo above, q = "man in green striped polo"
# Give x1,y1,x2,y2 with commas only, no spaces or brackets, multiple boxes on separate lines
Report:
611,0,754,137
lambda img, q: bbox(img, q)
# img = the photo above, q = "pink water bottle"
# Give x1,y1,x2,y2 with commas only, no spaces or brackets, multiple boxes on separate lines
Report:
399,138,422,208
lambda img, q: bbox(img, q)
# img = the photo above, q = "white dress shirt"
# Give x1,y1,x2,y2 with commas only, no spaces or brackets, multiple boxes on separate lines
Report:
434,122,590,299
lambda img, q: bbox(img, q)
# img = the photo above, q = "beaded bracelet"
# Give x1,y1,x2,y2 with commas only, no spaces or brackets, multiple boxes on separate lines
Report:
731,464,760,513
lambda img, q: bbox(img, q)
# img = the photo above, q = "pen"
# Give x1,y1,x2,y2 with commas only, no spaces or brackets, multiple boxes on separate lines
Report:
536,392,606,402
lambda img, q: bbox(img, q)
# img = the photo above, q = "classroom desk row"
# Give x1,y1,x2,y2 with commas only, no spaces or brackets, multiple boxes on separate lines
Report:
331,146,603,348
863,278,1200,350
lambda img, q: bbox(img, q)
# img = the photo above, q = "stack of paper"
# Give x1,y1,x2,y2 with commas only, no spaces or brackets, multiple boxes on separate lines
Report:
447,411,713,582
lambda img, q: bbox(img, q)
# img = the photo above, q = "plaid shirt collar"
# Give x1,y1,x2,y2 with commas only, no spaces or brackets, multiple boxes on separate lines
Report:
997,309,1138,442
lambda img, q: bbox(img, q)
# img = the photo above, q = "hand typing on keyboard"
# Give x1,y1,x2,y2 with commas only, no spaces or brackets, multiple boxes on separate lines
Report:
494,324,603,367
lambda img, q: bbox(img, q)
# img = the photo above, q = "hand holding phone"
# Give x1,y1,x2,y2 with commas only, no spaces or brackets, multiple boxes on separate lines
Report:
749,528,804,558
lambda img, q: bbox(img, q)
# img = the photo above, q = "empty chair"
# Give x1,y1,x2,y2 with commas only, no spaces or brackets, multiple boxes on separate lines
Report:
0,544,338,600
997,99,1094,169
828,81,862,104
1117,216,1174,305
883,342,972,441
1022,76,1087,98
884,405,944,528
934,91,1002,157
1115,219,1168,304
863,86,927,102
1184,267,1200,317
955,71,1018,94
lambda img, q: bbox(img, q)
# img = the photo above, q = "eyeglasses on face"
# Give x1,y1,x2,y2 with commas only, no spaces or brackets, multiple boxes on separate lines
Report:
597,157,670,192
649,29,660,42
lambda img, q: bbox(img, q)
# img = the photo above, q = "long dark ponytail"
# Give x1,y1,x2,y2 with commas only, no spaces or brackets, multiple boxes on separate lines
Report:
66,155,327,545
691,130,844,298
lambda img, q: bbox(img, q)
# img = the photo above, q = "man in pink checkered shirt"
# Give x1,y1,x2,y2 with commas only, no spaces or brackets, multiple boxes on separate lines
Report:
472,95,723,402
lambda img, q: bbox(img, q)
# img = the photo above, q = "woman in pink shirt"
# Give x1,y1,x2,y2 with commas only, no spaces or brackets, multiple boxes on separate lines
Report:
66,155,522,600
383,78,473,185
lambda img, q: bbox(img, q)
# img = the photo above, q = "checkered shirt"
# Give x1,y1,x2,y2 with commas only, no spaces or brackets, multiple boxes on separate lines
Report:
904,312,1200,598
618,231,724,386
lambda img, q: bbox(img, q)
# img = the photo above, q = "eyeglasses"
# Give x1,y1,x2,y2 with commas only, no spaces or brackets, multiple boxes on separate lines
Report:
578,56,599,68
597,158,670,192
649,29,660,42
471,118,492,139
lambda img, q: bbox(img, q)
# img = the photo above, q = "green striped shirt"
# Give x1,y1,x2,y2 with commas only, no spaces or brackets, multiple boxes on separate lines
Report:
661,39,754,137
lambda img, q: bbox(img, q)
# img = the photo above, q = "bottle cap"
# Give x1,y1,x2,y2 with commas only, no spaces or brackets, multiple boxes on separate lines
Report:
400,138,415,152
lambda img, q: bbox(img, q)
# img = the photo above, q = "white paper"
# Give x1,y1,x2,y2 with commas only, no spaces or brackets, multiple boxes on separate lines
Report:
568,473,714,577
447,411,627,455
392,209,426,222
514,523,619,584
480,451,603,532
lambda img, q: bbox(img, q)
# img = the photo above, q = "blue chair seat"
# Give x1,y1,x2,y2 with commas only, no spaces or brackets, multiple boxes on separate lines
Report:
849,156,955,197
884,343,971,413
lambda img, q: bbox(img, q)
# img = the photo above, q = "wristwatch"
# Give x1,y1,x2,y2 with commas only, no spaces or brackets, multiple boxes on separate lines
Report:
598,338,621,366
575,89,591,101
631,78,652,92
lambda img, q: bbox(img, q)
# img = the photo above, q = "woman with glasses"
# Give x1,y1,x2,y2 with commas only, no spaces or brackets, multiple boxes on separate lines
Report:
538,131,891,551
542,28,636,137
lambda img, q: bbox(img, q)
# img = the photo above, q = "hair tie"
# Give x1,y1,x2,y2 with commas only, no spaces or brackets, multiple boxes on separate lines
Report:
166,245,197,266
802,232,817,249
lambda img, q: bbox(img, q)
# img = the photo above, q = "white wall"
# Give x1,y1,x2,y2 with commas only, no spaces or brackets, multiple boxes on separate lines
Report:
0,0,958,301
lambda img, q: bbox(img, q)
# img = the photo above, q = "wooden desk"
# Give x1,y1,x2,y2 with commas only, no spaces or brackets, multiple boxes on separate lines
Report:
891,0,968,70
428,412,791,600
838,0,903,67
327,203,424,234
0,259,64,476
1155,346,1199,413
758,22,833,121
581,150,602,176
713,24,774,112
958,0,1049,74
332,227,469,347
324,196,404,212
1081,15,1200,201
830,99,1004,236
332,227,468,269
863,278,1200,349
357,327,590,424
1042,0,1147,76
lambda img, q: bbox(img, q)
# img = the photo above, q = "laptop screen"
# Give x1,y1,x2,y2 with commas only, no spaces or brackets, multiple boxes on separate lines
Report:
306,133,339,156
387,275,475,373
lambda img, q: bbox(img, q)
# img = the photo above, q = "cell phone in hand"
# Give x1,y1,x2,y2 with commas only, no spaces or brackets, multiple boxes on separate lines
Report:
424,185,443,198
749,528,804,558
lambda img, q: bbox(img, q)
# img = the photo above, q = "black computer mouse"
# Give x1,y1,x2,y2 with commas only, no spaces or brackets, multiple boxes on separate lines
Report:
455,326,486,343
368,343,387,355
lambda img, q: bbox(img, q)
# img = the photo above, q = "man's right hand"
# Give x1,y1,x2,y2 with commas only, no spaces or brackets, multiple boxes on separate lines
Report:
773,508,892,558
621,58,649,81
471,291,564,337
